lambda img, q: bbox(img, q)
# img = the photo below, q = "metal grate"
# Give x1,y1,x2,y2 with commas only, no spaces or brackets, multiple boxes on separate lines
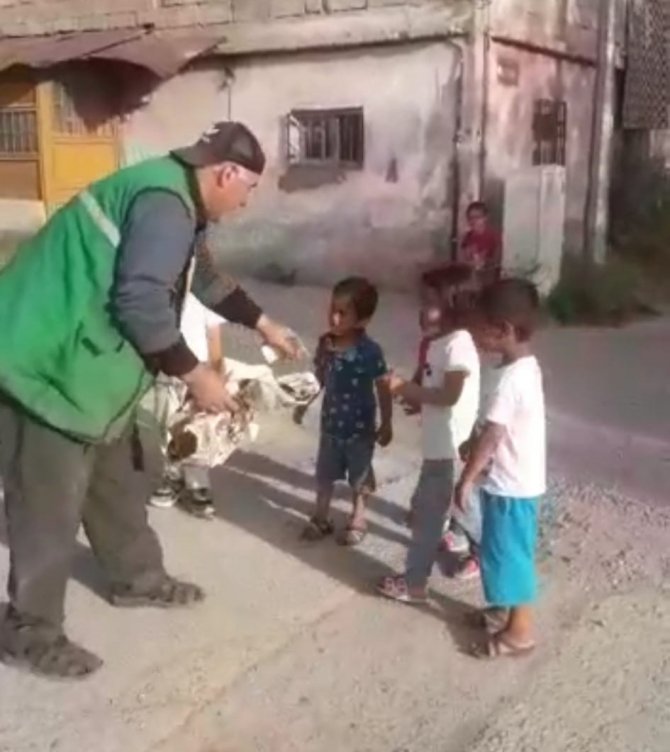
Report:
287,107,364,168
52,73,115,137
0,108,37,154
623,0,670,129
532,99,567,166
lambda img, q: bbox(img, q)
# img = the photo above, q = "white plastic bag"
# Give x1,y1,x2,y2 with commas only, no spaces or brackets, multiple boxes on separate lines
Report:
159,358,319,470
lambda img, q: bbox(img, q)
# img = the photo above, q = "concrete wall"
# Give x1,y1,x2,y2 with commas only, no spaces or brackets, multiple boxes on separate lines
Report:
0,0,468,37
0,199,45,239
484,41,596,254
124,42,460,289
491,0,599,58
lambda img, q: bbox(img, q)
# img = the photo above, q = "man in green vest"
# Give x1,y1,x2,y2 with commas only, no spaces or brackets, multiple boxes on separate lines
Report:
0,122,299,679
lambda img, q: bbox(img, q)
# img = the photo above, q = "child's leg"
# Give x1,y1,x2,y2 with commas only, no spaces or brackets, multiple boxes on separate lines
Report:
404,460,454,589
477,494,538,655
336,438,376,546
302,435,341,540
350,486,369,531
377,461,450,602
301,483,335,541
451,488,484,580
505,605,534,643
441,518,471,555
179,463,215,520
313,434,342,523
314,483,335,522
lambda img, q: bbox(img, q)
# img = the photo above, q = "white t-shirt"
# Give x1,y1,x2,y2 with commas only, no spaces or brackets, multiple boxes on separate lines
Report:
421,330,480,460
482,355,546,498
180,293,226,362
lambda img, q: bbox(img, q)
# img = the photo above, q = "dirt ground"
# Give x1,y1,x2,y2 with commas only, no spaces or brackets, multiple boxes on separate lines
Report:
0,283,668,752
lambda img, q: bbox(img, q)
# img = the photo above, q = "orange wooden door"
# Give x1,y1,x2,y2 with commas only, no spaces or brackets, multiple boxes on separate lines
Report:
38,67,119,212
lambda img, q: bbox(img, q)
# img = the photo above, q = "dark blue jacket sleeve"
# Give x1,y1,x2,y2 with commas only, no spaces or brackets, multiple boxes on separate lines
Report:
191,238,264,329
113,191,199,376
113,191,265,377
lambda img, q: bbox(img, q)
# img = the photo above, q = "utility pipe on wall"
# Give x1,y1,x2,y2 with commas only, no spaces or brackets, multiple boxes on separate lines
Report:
445,37,466,260
585,0,618,264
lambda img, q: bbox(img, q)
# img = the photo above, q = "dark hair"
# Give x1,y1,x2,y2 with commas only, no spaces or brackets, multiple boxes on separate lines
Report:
466,200,488,217
420,262,472,291
332,276,379,322
479,278,540,342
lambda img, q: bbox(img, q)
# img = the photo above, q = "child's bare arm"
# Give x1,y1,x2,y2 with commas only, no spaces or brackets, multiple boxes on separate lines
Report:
459,427,478,462
314,334,332,387
391,370,467,408
206,323,224,372
375,375,393,446
454,421,505,510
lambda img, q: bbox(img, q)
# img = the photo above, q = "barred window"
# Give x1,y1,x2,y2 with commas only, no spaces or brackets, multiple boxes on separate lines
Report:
52,68,115,137
532,99,567,166
0,82,38,156
286,108,364,168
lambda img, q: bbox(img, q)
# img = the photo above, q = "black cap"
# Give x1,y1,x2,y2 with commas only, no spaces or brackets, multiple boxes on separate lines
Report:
172,121,265,174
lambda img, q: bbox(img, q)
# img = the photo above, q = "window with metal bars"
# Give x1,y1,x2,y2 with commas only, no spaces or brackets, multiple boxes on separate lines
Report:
286,108,365,168
52,67,115,137
0,88,38,156
532,99,567,166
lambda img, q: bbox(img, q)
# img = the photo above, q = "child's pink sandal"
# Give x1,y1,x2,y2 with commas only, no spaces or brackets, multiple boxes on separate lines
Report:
376,575,427,604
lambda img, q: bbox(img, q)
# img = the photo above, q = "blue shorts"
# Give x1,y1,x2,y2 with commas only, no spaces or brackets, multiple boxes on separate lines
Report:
480,491,540,608
316,434,376,492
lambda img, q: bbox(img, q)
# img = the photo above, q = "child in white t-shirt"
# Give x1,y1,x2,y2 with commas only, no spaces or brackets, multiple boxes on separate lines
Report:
148,293,227,520
455,278,545,658
377,289,480,603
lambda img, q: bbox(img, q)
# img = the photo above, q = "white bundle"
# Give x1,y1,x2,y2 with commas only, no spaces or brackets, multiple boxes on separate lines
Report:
164,359,319,470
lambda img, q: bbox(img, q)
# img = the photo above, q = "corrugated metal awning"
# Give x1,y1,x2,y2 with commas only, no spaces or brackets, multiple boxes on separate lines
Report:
0,27,226,79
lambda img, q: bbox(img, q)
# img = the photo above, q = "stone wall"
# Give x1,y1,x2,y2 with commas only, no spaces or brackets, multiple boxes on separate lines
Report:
491,0,600,59
0,0,455,37
484,40,596,255
122,41,461,289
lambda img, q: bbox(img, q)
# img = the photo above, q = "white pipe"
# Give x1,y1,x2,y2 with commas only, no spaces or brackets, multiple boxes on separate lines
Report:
585,0,618,264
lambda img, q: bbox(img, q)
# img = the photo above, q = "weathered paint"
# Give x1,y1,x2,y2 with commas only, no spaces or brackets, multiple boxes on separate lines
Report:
490,0,599,58
123,42,460,289
484,41,596,255
218,43,459,288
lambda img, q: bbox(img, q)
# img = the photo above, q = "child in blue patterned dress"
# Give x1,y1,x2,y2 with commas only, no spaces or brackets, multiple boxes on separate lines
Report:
301,277,393,546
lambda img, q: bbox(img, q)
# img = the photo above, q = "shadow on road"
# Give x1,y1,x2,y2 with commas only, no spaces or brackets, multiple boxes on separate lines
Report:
0,513,113,604
212,450,476,650
0,444,478,653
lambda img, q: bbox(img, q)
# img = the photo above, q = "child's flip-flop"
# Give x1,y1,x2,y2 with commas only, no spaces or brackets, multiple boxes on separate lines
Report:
376,575,428,604
337,524,368,547
300,517,335,541
465,607,509,634
471,632,536,660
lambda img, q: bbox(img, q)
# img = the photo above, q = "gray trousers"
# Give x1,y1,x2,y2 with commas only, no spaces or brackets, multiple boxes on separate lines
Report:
405,459,455,588
0,399,165,629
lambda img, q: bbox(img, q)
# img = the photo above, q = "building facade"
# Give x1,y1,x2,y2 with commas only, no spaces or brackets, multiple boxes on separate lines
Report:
0,0,634,287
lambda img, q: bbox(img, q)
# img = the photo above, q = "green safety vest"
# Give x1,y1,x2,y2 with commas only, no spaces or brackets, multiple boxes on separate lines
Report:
0,156,196,443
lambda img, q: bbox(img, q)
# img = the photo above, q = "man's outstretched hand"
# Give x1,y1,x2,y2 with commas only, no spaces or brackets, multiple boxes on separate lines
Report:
256,314,304,360
182,363,241,414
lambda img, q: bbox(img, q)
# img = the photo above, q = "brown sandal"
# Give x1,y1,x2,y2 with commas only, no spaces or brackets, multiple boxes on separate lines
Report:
0,616,102,679
110,576,205,608
301,517,335,541
465,607,510,634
